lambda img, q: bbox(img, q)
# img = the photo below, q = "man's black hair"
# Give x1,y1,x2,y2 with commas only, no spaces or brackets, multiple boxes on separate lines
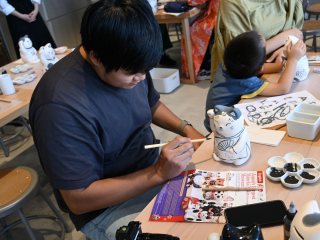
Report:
80,0,162,74
223,31,266,79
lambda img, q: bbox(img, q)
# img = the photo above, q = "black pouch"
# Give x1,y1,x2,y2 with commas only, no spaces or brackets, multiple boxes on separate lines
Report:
222,223,264,240
164,2,193,13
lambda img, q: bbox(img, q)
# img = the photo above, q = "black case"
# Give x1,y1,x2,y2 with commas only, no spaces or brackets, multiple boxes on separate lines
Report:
224,200,287,227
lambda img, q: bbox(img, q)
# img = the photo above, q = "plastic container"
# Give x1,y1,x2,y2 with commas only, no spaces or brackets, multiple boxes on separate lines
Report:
150,68,180,93
294,103,320,116
286,103,320,140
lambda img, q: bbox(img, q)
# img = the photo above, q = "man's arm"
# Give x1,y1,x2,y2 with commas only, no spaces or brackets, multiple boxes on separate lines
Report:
60,135,194,214
151,101,205,148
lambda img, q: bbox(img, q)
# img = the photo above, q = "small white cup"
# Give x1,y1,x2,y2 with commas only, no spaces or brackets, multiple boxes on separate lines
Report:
0,74,16,95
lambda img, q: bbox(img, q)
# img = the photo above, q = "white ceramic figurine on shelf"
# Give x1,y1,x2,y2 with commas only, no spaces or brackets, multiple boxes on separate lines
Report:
207,105,251,166
18,35,40,64
39,43,58,71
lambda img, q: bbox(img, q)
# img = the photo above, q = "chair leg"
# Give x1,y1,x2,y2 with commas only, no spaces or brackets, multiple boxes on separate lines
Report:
0,218,13,240
39,190,72,233
18,116,32,134
175,24,181,41
17,209,37,240
312,35,317,52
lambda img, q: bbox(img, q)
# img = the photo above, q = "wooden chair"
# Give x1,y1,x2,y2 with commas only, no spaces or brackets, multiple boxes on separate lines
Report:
0,166,70,239
306,2,320,20
0,116,31,157
302,0,320,51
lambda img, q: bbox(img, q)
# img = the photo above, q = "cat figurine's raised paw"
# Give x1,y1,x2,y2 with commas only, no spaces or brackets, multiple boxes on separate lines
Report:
207,105,251,165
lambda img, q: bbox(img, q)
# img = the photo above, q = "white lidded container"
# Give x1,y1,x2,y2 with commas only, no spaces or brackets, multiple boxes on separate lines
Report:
150,68,180,93
286,103,320,140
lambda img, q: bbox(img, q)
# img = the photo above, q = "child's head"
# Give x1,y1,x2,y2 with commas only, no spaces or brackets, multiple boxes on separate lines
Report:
223,31,266,79
80,0,162,74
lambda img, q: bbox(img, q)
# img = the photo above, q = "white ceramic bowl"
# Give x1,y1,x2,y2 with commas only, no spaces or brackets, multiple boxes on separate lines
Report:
284,162,302,174
300,169,320,184
284,152,304,163
267,156,286,168
281,172,303,188
266,167,286,182
299,158,320,170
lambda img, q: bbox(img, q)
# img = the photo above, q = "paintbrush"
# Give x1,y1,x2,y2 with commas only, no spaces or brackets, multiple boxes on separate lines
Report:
0,99,11,103
144,137,212,149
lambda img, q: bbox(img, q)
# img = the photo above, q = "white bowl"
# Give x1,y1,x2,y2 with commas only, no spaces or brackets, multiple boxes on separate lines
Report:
266,167,286,182
284,152,304,163
284,162,302,174
281,172,303,188
267,156,286,168
300,169,320,184
300,158,320,170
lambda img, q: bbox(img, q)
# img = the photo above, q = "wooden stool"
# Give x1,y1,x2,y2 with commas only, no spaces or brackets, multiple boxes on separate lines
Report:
306,3,320,20
303,20,320,52
0,166,70,239
302,0,320,52
0,116,32,157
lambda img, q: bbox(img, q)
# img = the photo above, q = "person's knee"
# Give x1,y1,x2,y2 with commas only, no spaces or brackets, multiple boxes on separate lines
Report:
104,213,139,240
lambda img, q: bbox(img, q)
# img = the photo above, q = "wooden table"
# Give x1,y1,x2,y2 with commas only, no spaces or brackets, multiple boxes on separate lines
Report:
155,8,201,84
0,52,69,128
0,52,69,163
135,57,320,239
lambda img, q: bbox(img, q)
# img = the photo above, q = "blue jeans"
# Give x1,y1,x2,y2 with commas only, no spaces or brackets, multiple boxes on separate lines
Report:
81,185,161,240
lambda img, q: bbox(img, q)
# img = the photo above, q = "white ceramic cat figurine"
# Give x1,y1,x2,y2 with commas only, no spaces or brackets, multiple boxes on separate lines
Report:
285,35,309,81
207,105,251,165
39,43,58,71
18,35,40,64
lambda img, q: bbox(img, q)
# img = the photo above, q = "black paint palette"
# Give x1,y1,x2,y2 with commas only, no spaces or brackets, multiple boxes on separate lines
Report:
266,153,320,188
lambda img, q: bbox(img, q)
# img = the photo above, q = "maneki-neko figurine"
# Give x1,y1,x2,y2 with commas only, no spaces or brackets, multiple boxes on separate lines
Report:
18,35,40,64
39,43,58,71
207,105,251,165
